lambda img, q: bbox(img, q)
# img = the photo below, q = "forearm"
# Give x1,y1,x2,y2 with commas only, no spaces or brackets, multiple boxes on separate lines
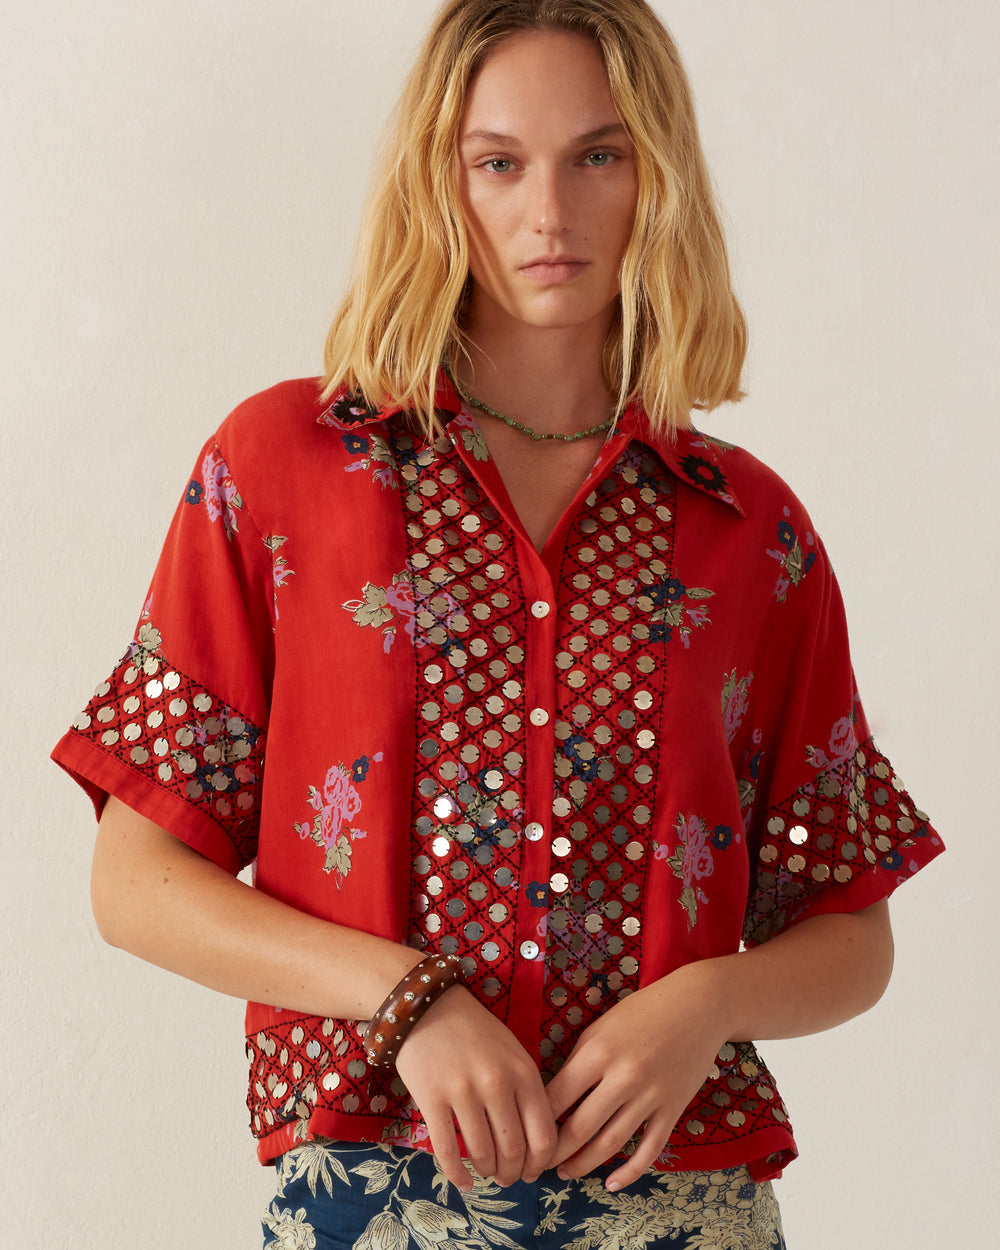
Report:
681,900,895,1043
91,795,422,1019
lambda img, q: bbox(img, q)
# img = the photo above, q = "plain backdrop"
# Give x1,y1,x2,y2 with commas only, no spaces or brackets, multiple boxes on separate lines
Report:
3,2,996,1246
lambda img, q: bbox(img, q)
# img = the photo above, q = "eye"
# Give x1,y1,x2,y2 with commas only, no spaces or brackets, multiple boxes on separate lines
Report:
585,151,613,167
481,158,513,174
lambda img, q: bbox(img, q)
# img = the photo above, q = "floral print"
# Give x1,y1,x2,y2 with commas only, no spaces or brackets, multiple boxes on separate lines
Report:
665,814,717,929
321,389,385,427
452,408,490,462
264,534,295,622
720,670,753,746
343,572,416,653
201,446,243,539
265,1142,785,1250
343,432,400,490
293,754,383,887
637,577,715,647
261,1202,318,1250
805,709,859,776
766,506,817,602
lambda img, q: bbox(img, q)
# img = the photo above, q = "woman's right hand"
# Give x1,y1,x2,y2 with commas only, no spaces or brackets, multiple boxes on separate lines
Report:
394,986,557,1191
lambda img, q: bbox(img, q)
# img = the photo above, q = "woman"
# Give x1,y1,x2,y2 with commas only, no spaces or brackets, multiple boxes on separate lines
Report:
52,2,943,1246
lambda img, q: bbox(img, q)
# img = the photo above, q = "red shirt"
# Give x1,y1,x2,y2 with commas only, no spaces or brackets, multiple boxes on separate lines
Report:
52,374,943,1181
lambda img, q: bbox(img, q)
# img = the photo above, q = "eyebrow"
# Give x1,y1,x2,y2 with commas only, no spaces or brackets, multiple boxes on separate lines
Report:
460,122,629,147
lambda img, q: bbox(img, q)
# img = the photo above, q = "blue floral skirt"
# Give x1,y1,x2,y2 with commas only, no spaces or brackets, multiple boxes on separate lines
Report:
261,1140,786,1249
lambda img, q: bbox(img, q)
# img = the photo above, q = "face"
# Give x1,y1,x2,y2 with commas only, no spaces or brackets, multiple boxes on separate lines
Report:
457,30,638,338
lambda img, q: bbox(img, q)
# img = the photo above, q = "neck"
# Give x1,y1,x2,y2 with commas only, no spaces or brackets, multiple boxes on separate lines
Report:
458,303,616,435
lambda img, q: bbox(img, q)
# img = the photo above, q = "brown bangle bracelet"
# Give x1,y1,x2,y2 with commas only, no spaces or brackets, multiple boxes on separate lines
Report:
362,953,464,1069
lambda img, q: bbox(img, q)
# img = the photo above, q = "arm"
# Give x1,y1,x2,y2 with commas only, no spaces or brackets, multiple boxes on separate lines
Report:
92,795,557,1188
545,900,894,1190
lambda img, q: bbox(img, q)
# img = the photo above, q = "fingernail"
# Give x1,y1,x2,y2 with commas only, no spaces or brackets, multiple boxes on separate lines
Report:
606,1179,622,1192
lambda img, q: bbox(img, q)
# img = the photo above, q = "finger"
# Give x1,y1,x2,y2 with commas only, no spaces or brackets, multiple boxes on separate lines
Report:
548,1086,626,1169
543,1057,595,1121
516,1085,560,1182
483,1100,528,1187
604,1114,675,1192
423,1103,475,1192
451,1101,498,1183
555,1103,640,1180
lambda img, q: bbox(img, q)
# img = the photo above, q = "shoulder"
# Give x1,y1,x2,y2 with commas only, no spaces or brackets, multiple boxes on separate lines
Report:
207,378,366,489
215,378,327,451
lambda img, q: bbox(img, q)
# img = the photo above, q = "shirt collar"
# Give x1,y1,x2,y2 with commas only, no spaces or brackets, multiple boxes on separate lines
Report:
614,405,745,516
320,375,744,516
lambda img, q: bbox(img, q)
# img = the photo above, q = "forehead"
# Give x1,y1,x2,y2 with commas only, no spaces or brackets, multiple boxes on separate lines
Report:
461,29,619,134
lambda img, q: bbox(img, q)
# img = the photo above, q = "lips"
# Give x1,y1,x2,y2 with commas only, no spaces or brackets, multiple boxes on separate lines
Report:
518,255,590,282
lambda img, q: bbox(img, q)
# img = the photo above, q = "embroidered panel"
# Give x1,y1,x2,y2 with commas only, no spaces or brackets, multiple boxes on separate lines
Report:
397,427,529,1016
540,450,677,1076
69,622,263,864
745,735,934,944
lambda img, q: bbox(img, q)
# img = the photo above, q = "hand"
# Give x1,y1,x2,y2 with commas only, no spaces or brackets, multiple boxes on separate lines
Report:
394,986,558,1192
544,964,729,1191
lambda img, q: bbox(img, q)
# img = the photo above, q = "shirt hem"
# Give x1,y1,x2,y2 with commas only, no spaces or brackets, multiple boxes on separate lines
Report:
254,1112,796,1182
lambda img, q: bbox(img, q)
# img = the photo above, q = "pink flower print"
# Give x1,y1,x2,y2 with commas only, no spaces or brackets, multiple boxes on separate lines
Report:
827,716,858,770
806,712,859,777
294,754,381,885
201,449,243,539
314,764,362,847
384,578,416,646
667,814,715,929
680,815,715,886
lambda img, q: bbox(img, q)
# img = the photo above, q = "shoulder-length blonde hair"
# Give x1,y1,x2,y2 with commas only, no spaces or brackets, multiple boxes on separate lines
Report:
322,0,746,435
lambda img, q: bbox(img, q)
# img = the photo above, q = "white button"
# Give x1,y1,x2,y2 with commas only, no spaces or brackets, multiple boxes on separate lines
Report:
529,707,549,726
525,822,544,842
519,940,540,960
530,601,551,619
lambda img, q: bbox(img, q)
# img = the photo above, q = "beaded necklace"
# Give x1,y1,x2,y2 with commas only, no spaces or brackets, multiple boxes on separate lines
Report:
448,369,615,443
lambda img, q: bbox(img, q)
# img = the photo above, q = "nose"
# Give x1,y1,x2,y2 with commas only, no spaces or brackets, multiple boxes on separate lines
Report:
530,166,572,235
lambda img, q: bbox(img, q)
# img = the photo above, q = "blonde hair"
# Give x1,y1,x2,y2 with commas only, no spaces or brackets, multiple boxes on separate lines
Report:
323,0,746,435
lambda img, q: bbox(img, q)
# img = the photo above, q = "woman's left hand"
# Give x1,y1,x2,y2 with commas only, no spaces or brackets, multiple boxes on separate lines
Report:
544,962,729,1190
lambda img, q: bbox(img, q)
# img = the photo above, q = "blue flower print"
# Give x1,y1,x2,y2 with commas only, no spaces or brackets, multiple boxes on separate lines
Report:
710,824,734,851
767,506,817,602
638,578,715,647
563,734,601,782
351,755,370,782
342,432,370,456
526,881,549,908
185,479,204,506
648,578,687,607
880,849,903,871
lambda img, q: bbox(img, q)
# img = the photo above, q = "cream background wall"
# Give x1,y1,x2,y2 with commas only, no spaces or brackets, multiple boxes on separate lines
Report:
2,1,995,1246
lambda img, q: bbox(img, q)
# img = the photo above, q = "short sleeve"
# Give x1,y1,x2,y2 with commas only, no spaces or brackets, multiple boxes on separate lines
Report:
742,533,944,946
51,435,274,874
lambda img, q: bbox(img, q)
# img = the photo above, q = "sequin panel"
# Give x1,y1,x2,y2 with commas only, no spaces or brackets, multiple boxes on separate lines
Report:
671,1040,792,1155
744,736,935,944
70,626,264,864
396,429,527,1014
540,450,676,1078
245,1015,407,1143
